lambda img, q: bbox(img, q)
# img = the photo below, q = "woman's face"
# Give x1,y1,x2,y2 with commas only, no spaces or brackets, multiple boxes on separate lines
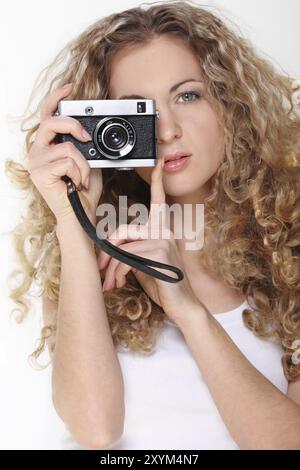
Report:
108,35,224,202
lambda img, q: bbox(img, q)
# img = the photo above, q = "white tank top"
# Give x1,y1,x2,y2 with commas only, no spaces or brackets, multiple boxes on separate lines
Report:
61,298,288,450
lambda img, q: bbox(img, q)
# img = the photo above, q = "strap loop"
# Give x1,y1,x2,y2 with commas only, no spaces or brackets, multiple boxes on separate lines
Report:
61,175,184,283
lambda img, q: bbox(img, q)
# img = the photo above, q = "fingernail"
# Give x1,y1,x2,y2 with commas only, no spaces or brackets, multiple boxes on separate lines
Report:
82,129,92,140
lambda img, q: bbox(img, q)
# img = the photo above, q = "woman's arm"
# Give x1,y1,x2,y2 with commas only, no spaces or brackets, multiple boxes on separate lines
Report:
48,210,124,450
177,302,300,450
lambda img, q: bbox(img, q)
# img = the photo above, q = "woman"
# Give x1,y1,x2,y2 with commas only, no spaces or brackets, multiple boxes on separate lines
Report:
5,0,300,450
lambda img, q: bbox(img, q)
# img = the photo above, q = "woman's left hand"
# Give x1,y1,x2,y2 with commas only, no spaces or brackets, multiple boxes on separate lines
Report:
97,157,201,325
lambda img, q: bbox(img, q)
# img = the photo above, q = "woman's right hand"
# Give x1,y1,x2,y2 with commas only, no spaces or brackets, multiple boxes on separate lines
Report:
25,83,103,223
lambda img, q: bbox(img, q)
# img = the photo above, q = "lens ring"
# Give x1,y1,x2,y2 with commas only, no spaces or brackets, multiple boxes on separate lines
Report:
94,117,136,160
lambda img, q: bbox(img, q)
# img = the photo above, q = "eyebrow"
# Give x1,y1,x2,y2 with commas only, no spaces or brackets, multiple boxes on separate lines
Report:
117,78,203,99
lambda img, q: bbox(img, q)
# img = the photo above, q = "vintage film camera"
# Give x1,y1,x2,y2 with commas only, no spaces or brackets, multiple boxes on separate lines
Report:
55,99,159,169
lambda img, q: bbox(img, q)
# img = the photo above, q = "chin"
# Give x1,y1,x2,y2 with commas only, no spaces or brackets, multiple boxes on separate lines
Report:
165,186,196,198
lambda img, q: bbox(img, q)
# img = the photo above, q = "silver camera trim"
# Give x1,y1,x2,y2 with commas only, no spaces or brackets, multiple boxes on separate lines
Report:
57,99,156,116
89,159,157,169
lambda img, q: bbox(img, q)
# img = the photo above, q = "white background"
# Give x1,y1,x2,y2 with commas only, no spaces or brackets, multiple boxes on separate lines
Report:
1,0,299,450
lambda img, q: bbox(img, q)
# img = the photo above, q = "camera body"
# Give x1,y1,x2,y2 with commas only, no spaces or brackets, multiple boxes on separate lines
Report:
54,99,159,169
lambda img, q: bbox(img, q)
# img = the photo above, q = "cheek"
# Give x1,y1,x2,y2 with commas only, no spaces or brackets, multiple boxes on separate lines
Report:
195,113,224,164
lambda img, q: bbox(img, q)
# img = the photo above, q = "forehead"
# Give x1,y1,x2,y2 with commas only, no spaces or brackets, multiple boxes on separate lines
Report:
108,35,202,96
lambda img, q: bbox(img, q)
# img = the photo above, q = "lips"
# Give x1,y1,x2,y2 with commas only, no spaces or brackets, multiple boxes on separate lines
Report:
163,152,192,163
162,153,192,173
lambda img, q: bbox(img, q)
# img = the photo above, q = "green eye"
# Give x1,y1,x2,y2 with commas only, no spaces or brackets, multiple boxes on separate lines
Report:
178,91,202,103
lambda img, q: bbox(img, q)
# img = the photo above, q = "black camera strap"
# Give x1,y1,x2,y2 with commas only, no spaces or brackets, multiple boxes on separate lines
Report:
61,175,184,283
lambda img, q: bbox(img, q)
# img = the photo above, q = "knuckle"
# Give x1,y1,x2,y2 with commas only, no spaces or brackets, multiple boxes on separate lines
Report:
47,115,63,127
62,141,75,153
60,115,75,124
67,118,83,133
49,115,61,125
46,116,56,126
39,117,52,131
66,156,76,169
54,116,82,134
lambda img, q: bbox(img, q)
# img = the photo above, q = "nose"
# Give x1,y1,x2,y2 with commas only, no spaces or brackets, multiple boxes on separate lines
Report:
156,107,182,145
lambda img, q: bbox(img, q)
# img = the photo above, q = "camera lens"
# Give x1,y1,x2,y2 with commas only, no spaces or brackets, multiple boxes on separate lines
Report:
104,125,128,149
94,117,136,160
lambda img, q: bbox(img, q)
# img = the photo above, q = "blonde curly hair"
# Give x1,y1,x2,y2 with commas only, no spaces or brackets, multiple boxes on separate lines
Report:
5,0,300,381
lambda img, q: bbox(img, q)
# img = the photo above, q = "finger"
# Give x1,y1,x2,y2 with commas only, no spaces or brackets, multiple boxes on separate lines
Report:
147,157,168,235
40,83,73,121
30,141,90,188
98,224,150,270
30,157,82,190
150,157,165,205
104,248,157,291
115,262,137,288
98,237,153,276
34,115,92,148
103,252,141,291
103,257,122,291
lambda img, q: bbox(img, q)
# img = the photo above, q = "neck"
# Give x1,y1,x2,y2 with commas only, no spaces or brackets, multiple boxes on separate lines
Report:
165,181,211,206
